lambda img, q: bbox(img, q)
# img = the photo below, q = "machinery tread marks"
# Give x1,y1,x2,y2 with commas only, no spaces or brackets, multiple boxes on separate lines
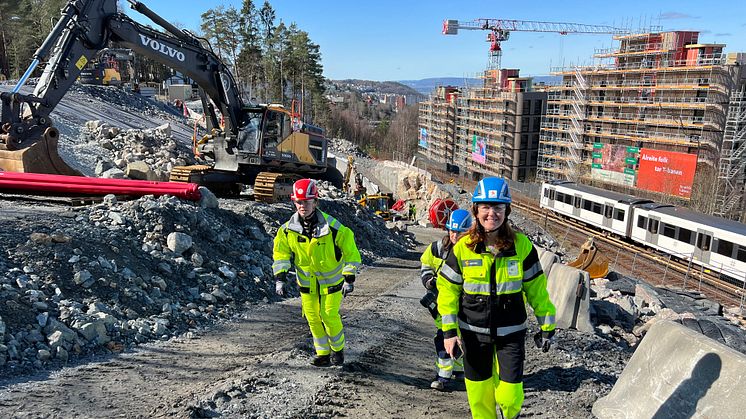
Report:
254,172,300,203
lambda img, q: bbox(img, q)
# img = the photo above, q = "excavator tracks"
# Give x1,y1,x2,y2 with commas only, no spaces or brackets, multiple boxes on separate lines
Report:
169,164,213,183
254,172,299,203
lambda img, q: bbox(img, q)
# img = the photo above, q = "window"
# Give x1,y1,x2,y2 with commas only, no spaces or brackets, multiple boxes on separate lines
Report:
716,239,734,258
678,227,693,244
737,246,746,263
544,188,550,198
574,196,581,208
549,190,555,200
523,100,531,114
604,206,613,219
591,202,603,215
614,208,626,221
557,192,565,203
533,100,543,114
662,223,676,238
697,234,711,251
637,215,647,229
583,199,592,211
648,219,659,234
563,194,573,205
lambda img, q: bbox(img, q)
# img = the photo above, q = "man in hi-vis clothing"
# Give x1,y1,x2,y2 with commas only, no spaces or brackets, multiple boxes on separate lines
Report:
273,178,361,367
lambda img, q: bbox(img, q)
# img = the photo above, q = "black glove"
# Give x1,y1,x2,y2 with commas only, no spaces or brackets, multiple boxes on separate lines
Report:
343,274,355,284
533,330,555,352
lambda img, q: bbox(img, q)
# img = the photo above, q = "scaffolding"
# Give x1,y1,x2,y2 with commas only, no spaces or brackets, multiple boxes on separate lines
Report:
715,90,746,219
538,30,741,188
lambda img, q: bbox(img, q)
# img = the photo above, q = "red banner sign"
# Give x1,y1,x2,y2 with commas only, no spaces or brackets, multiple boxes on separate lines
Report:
636,148,697,198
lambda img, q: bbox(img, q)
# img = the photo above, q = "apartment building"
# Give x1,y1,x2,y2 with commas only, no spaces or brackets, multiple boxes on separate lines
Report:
537,30,746,214
418,69,547,182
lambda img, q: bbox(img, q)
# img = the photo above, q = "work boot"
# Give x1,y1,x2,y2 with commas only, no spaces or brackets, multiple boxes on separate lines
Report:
311,354,331,367
430,376,449,391
330,350,344,366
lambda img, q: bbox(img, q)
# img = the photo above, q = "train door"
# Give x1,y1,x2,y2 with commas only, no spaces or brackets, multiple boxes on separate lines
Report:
694,230,713,264
602,203,613,229
645,216,660,246
544,186,555,208
572,194,582,218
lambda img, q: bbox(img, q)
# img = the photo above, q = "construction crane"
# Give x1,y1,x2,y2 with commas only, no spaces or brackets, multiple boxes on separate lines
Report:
442,19,629,70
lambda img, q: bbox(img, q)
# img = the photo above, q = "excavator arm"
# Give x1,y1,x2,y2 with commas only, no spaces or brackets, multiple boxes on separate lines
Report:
0,0,245,172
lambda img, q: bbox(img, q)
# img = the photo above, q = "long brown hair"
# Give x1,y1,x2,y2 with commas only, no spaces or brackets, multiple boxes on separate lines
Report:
465,203,515,252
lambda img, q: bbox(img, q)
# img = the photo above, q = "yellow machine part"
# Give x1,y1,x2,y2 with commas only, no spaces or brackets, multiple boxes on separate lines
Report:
276,131,320,165
254,172,300,203
568,237,610,279
0,128,81,176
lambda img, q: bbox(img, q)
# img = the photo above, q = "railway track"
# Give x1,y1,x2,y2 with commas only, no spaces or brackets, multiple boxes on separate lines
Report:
511,196,746,312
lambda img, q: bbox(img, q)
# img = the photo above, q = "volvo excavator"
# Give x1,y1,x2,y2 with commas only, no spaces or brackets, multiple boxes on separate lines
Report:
0,0,341,202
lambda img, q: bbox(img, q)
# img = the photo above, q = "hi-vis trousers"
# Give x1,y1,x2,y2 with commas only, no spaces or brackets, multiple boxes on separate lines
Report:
301,290,345,355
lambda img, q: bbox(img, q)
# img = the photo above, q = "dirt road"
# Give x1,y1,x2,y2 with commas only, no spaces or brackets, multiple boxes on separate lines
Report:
0,226,474,418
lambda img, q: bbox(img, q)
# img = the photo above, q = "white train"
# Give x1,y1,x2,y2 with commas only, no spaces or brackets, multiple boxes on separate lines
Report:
540,181,746,283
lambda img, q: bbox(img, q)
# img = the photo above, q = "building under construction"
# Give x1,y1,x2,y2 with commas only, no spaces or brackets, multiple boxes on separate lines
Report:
537,30,746,218
418,69,546,182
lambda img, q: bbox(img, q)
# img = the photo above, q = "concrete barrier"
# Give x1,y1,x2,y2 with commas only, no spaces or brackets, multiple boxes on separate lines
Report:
545,264,593,332
593,320,746,418
537,248,559,278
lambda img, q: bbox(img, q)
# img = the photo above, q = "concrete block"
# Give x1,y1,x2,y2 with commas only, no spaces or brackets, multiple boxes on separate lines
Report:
546,264,593,332
593,320,746,418
537,248,559,278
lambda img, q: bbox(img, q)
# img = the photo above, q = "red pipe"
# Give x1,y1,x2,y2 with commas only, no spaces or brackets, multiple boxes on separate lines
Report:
0,172,201,201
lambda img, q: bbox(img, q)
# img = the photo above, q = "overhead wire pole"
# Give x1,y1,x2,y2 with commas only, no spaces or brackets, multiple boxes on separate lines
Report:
442,18,629,71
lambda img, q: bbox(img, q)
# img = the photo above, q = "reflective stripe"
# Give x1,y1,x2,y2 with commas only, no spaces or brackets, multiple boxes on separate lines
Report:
522,261,542,281
313,336,330,351
442,314,458,326
318,273,343,286
458,320,527,336
462,280,522,294
440,264,463,284
317,263,343,278
420,267,435,279
437,357,454,378
329,330,344,346
536,314,556,326
272,260,291,274
296,266,311,277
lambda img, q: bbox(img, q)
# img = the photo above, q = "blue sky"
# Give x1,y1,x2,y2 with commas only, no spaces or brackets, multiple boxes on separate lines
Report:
126,0,746,81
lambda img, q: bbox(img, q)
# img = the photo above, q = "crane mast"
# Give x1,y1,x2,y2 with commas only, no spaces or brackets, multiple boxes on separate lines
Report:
443,18,629,70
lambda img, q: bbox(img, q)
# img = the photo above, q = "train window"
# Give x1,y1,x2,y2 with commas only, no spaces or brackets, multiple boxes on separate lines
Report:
697,234,711,251
637,216,647,229
557,192,565,202
648,219,659,234
592,202,603,214
564,194,573,205
614,208,625,221
604,206,613,218
549,190,555,200
662,224,676,238
583,200,592,211
716,239,734,258
737,246,746,263
544,188,549,198
678,227,693,244
574,197,581,208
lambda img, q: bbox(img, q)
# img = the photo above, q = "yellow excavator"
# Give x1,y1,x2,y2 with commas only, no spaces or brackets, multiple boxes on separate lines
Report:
568,237,610,279
0,0,342,202
359,193,395,221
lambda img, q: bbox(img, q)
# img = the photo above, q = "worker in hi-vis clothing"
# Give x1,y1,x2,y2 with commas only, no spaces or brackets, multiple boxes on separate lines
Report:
273,178,361,367
420,208,473,391
437,177,557,419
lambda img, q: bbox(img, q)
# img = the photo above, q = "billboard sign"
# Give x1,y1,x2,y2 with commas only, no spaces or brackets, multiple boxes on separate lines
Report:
472,135,486,164
590,143,638,187
418,128,428,149
636,148,697,198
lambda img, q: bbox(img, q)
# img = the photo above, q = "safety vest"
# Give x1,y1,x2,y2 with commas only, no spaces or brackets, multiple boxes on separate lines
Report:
420,238,450,286
272,210,361,294
437,232,556,340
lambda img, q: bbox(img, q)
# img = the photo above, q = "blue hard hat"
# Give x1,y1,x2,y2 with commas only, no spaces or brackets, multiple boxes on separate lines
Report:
472,177,511,204
446,209,473,232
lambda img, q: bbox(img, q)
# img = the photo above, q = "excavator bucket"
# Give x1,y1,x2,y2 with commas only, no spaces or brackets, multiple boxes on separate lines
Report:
568,237,610,279
0,128,81,176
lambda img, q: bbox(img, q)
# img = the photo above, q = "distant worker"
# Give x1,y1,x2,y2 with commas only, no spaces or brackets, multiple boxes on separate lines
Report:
273,179,361,367
420,208,473,391
409,202,417,222
437,177,557,419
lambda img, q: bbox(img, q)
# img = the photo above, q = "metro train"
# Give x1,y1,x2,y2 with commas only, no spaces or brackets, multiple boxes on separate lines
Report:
539,180,746,282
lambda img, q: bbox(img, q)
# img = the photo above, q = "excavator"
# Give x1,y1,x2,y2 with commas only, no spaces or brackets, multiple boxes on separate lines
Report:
0,0,341,202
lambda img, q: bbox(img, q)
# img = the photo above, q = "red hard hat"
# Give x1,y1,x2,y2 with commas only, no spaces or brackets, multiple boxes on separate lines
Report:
291,178,318,201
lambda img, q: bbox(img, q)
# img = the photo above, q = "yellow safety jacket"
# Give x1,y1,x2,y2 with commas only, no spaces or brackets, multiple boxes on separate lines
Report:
273,210,361,294
437,232,556,340
420,238,450,287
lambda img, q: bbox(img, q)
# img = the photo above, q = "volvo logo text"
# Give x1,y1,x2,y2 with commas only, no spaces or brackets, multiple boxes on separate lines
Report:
139,35,185,62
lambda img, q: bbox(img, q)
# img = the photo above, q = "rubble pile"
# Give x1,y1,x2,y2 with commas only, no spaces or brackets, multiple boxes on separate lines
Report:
328,138,369,158
80,121,197,181
0,180,414,373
